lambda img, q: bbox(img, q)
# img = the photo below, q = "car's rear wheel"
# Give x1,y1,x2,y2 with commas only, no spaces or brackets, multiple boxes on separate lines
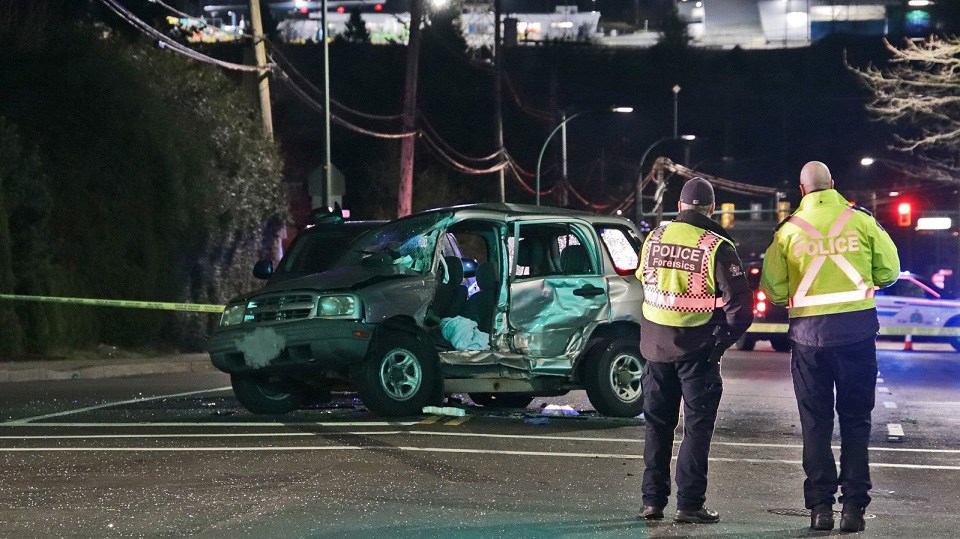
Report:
469,393,534,409
582,338,645,418
353,331,440,417
770,337,791,353
231,374,302,415
735,335,756,351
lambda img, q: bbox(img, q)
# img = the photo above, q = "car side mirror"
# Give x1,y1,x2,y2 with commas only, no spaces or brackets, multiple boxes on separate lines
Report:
253,260,274,280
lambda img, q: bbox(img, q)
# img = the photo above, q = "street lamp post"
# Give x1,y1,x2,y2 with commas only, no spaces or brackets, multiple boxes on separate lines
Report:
634,134,696,224
535,107,633,206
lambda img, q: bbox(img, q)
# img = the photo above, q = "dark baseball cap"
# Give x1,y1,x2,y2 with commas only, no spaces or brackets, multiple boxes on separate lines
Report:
680,177,715,206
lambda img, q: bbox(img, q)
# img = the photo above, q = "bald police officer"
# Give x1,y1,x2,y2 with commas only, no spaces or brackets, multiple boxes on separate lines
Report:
637,177,754,524
761,162,900,532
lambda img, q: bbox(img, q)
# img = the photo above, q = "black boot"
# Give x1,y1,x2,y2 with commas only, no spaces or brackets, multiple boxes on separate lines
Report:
840,504,866,532
810,503,834,531
674,507,720,524
639,505,664,520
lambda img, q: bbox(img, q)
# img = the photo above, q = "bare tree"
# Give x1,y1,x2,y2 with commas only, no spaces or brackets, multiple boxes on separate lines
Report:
851,37,960,185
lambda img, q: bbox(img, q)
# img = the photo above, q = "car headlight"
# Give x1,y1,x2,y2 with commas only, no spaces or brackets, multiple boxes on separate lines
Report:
316,295,360,319
219,303,247,327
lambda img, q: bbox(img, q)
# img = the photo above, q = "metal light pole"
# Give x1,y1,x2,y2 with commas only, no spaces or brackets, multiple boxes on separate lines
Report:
672,84,681,138
321,0,333,208
634,134,696,223
535,107,633,206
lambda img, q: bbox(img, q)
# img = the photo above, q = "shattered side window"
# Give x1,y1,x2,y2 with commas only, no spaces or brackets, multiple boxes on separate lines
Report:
506,236,529,277
331,212,449,275
597,226,641,276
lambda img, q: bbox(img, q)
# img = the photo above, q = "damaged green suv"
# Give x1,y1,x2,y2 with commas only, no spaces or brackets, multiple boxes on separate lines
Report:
209,204,646,417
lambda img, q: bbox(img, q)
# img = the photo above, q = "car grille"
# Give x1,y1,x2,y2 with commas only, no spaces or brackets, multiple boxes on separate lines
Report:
245,294,316,323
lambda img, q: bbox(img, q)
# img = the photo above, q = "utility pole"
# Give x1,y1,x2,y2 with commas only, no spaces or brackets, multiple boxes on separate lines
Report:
493,0,505,202
321,0,333,208
398,0,424,217
249,0,273,137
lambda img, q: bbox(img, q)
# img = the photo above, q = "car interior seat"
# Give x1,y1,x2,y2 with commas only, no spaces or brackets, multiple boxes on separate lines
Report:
430,255,468,320
464,262,499,333
516,238,546,277
560,244,592,275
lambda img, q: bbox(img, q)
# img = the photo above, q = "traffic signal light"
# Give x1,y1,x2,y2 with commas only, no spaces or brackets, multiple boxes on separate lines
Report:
720,203,735,229
897,202,912,227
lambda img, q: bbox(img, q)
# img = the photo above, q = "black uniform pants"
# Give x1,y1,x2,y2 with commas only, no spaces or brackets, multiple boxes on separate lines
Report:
641,358,723,511
791,337,877,509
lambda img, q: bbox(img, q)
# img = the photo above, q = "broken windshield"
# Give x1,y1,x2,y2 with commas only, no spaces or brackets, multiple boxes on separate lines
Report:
331,212,450,275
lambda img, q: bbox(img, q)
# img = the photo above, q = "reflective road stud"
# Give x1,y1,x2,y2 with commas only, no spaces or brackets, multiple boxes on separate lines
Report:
887,423,905,443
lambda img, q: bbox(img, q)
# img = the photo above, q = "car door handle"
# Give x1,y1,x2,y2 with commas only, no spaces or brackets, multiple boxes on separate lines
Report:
573,285,605,298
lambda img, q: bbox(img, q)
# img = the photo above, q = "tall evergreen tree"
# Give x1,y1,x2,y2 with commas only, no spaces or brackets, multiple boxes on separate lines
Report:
342,9,371,43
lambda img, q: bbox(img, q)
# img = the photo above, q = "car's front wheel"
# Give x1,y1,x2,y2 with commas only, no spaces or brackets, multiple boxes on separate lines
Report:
582,338,645,418
353,331,440,417
231,374,302,415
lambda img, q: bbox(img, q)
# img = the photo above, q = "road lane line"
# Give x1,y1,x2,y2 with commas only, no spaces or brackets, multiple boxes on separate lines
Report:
3,428,958,454
877,378,885,384
877,386,891,393
444,417,471,426
910,402,960,406
0,445,958,470
3,386,233,424
0,421,421,428
884,401,898,409
418,416,441,425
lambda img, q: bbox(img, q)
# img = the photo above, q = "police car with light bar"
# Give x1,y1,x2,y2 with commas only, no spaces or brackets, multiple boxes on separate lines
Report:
877,272,960,351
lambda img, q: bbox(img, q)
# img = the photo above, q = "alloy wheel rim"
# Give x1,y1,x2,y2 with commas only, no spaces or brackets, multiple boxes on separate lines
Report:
379,348,422,401
609,353,643,402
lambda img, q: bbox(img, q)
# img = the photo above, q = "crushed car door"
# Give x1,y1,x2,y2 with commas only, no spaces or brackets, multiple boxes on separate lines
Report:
507,219,609,360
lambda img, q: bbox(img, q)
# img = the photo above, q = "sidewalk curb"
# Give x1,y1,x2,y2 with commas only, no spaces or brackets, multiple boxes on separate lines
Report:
0,356,215,383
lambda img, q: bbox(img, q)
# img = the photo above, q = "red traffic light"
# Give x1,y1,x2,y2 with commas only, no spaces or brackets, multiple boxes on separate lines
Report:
374,3,383,11
897,202,912,227
336,6,345,13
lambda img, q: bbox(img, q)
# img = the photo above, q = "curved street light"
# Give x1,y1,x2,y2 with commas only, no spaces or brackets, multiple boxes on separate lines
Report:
634,134,696,223
535,107,634,206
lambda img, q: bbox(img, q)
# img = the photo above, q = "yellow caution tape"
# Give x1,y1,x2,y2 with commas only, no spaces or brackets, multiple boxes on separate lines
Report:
747,322,960,337
0,294,224,313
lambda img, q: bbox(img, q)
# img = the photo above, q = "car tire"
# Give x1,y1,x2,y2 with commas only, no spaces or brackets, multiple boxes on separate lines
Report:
770,337,791,353
469,393,534,409
353,330,440,417
582,338,645,418
231,374,302,415
947,316,960,352
735,335,756,351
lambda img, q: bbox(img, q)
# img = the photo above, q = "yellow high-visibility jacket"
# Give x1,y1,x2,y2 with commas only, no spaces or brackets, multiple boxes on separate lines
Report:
761,189,900,319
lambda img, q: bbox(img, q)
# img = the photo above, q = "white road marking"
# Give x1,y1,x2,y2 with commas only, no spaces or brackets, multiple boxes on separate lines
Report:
1,428,959,454
0,421,420,428
3,386,233,424
884,401,898,409
910,402,960,406
0,444,957,470
877,386,891,393
877,378,885,384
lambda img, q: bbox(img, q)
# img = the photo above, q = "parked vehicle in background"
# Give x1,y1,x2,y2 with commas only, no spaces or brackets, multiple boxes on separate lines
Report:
877,272,960,352
736,261,791,352
209,204,648,418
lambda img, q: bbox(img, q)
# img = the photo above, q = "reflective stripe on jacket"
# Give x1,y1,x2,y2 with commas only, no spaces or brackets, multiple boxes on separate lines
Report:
760,189,900,319
638,221,732,327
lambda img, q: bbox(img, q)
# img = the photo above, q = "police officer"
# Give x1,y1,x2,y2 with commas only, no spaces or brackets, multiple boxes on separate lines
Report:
761,161,900,532
637,177,754,524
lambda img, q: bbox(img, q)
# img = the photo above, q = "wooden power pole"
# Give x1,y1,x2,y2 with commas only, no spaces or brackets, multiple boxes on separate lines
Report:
493,0,505,202
398,0,424,217
249,0,273,137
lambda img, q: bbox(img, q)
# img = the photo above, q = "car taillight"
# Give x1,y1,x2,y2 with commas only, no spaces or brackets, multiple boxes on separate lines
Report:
755,290,767,314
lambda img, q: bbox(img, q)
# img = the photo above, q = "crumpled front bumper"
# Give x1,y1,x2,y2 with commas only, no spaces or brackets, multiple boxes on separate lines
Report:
208,318,375,375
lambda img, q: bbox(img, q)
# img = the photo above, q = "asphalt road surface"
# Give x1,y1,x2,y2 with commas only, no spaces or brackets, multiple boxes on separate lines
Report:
1,343,959,538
